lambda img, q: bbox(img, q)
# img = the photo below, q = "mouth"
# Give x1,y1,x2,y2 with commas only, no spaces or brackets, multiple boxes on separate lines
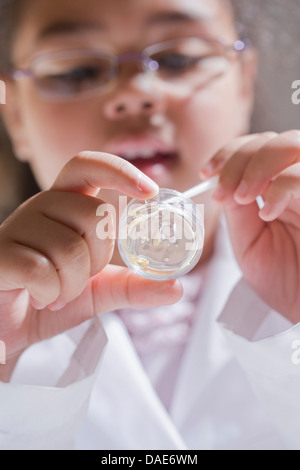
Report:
119,149,178,180
106,139,179,183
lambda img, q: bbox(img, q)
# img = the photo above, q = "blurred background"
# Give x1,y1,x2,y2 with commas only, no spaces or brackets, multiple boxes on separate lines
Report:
233,0,299,133
0,0,299,222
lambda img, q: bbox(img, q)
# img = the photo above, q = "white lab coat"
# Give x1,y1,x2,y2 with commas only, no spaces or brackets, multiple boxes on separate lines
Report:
1,220,300,450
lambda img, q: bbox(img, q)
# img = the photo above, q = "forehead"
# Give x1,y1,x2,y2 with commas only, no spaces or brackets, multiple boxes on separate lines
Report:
14,0,236,58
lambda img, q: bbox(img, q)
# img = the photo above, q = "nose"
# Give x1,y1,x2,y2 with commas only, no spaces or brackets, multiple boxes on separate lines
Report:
103,73,165,121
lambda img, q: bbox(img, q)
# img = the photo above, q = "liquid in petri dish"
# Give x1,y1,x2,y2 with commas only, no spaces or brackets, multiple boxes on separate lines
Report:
118,189,204,281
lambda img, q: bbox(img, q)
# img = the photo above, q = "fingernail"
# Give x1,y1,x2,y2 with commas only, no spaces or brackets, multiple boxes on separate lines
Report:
48,302,66,312
259,201,272,218
202,157,224,176
235,180,248,199
31,301,47,311
30,297,47,311
201,161,215,175
137,174,159,195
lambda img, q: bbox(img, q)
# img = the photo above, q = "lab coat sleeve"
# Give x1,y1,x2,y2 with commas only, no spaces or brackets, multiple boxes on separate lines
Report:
218,279,300,450
0,317,107,450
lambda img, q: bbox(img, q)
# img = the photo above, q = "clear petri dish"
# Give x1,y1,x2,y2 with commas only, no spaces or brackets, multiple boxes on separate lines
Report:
118,188,204,281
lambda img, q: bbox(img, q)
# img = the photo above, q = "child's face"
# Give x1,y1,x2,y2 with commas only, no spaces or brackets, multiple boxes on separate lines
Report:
4,0,255,258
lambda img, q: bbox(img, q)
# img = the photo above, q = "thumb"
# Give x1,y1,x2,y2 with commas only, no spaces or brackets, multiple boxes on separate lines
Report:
92,265,184,312
33,265,183,341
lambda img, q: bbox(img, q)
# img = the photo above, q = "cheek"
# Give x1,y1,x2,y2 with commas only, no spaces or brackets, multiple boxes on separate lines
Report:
19,91,105,187
175,74,246,166
24,103,92,155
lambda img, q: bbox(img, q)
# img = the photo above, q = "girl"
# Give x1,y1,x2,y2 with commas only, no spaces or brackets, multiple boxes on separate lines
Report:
0,0,300,450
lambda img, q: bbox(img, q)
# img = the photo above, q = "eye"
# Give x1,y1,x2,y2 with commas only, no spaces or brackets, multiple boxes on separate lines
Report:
54,65,102,82
155,53,201,74
36,65,106,96
33,56,113,97
145,38,226,80
45,64,109,87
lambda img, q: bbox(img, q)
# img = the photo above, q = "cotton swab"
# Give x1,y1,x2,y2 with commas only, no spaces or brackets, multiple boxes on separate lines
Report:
181,175,265,210
182,175,219,199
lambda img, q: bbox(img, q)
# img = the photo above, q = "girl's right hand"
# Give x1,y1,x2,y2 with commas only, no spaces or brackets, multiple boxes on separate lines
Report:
0,152,183,380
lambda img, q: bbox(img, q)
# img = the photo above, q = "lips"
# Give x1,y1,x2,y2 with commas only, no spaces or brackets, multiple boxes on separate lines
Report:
106,138,178,182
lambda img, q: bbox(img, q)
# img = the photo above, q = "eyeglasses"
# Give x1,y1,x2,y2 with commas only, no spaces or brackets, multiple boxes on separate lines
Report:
11,36,248,102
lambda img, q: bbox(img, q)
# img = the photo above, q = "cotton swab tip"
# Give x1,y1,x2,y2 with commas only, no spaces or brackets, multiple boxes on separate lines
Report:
182,175,220,200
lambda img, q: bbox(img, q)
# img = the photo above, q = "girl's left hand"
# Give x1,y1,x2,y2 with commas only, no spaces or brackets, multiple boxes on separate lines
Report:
203,130,300,324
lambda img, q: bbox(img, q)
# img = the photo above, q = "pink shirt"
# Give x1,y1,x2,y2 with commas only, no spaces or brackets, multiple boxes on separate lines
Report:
119,268,207,409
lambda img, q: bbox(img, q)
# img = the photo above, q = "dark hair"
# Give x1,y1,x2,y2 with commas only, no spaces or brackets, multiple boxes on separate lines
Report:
0,0,20,70
0,0,241,70
0,0,39,220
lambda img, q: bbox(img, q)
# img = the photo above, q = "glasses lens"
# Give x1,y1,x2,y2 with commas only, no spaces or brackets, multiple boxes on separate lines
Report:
32,52,115,100
147,37,229,86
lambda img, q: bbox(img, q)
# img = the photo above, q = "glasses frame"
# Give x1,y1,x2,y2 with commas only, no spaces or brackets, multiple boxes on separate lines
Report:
9,36,250,101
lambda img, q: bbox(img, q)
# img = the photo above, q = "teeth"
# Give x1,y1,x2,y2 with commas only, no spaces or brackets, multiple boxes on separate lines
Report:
123,150,138,160
121,148,157,161
141,149,157,159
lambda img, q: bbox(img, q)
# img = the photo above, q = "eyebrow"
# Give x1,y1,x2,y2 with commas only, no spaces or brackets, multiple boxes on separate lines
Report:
36,9,212,42
36,22,105,42
145,9,213,26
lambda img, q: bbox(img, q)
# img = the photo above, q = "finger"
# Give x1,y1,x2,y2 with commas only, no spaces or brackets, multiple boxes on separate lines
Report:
8,214,91,309
200,133,262,178
234,130,300,204
51,151,159,198
224,200,267,268
0,197,113,310
32,265,184,340
259,163,300,221
93,265,184,313
32,190,115,277
212,132,278,204
0,241,60,308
